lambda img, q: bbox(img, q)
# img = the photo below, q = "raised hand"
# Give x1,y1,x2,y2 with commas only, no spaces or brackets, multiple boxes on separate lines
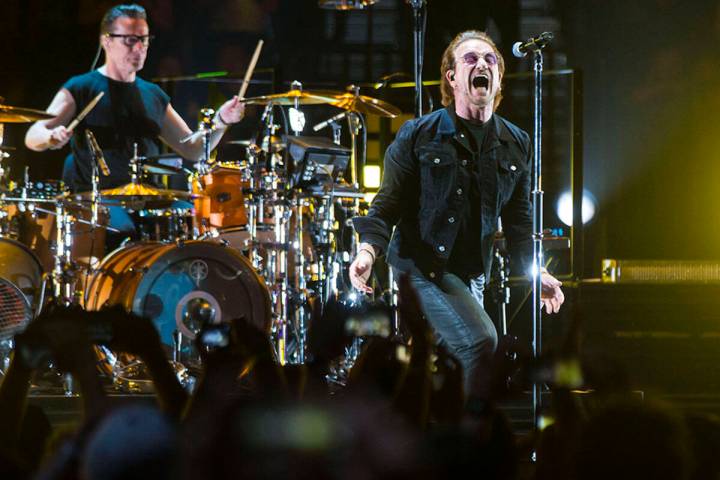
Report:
541,272,565,314
349,243,376,294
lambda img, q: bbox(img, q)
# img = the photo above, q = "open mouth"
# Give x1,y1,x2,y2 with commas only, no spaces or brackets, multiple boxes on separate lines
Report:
472,74,489,89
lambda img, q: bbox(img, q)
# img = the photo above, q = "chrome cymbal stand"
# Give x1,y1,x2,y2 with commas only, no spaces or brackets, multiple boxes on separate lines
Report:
247,103,274,271
52,201,73,305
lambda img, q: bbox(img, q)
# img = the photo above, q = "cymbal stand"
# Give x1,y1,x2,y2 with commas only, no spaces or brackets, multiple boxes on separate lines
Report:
247,104,275,270
89,139,101,236
129,143,141,186
0,124,6,179
52,201,74,305
345,86,363,187
199,108,215,174
294,195,309,364
0,124,10,236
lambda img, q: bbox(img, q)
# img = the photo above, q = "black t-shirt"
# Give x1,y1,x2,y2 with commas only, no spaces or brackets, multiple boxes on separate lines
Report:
63,70,170,191
446,116,490,279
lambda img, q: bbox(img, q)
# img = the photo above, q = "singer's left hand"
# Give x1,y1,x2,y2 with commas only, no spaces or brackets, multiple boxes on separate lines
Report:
217,96,245,126
541,272,564,314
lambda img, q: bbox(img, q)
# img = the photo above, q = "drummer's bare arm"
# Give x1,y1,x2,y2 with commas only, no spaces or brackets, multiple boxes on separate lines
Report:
159,96,245,161
25,88,77,151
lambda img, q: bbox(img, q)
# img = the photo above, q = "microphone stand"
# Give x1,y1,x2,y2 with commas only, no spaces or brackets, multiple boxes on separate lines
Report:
407,0,426,117
530,47,545,432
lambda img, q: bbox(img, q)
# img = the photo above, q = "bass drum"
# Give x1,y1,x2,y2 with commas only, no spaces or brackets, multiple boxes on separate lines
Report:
0,238,44,340
84,240,271,353
0,237,44,307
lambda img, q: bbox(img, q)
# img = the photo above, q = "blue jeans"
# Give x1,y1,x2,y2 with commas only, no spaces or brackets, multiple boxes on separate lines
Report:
400,268,498,396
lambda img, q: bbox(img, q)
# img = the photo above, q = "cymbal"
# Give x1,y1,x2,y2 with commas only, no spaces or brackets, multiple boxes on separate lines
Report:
330,93,401,117
0,104,55,123
61,183,201,208
241,89,341,106
319,0,377,10
227,135,286,152
142,161,185,175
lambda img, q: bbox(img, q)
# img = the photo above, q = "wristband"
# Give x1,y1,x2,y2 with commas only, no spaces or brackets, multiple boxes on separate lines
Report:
358,247,376,263
216,111,237,127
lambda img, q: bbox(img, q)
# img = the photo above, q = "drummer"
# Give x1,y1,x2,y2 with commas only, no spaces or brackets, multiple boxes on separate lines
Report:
24,4,244,236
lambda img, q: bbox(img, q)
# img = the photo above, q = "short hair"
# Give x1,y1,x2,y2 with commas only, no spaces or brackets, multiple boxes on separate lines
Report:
439,30,505,110
100,4,147,34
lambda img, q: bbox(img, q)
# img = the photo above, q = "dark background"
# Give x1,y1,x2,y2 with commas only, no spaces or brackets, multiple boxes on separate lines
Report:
1,0,720,279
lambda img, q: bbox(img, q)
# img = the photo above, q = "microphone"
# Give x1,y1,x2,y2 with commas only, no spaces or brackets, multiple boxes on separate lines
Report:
85,129,111,176
512,32,554,58
313,111,348,132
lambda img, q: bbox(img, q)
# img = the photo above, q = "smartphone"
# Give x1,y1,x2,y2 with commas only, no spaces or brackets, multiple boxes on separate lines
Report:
344,304,392,338
199,323,231,349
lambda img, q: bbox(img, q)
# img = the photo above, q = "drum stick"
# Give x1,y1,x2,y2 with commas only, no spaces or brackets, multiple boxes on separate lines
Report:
237,40,264,99
67,91,104,131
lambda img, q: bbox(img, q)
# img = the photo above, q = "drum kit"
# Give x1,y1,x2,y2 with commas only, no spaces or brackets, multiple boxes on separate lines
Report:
0,85,401,391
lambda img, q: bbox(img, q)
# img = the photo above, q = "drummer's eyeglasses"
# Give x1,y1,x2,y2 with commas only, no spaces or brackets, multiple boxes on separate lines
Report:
105,33,154,47
459,51,498,67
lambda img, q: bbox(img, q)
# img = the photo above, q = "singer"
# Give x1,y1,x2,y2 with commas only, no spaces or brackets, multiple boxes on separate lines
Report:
24,3,245,192
349,30,564,395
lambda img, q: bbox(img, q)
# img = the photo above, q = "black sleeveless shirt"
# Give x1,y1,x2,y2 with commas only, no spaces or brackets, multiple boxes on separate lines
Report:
62,70,170,191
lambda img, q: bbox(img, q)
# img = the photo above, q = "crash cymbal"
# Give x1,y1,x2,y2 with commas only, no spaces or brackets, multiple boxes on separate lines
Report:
0,104,55,123
330,93,401,117
319,0,377,10
241,89,341,106
227,135,286,153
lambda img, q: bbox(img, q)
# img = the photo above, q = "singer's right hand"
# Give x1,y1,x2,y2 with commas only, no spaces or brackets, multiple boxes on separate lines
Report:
349,246,375,294
48,126,72,150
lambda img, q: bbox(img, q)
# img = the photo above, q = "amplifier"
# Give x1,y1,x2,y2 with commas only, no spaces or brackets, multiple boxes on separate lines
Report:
601,259,720,283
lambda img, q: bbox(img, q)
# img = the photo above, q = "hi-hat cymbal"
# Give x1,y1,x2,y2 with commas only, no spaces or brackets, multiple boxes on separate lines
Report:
60,183,201,208
330,93,401,117
227,135,286,152
0,104,55,123
241,89,341,106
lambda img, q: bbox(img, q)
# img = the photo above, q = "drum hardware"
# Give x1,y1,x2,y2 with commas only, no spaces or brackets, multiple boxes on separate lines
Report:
0,83,406,390
63,146,202,210
180,108,217,172
227,135,286,154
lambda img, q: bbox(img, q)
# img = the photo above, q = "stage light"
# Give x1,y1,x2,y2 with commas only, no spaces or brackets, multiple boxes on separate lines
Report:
556,189,597,226
363,165,381,189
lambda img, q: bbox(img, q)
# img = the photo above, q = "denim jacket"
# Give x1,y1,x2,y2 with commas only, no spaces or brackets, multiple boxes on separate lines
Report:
353,105,533,282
